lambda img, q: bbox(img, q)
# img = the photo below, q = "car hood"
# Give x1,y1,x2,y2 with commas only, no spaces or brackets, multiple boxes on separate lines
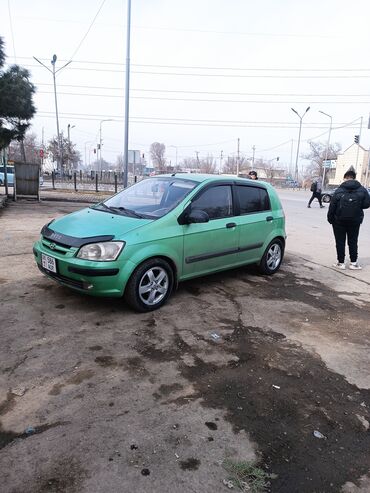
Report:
49,207,153,240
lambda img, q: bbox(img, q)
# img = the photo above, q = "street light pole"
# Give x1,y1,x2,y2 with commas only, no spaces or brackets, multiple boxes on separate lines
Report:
318,111,332,188
84,141,93,168
33,55,71,172
168,145,178,167
67,124,75,172
99,119,114,172
291,106,310,183
123,0,132,188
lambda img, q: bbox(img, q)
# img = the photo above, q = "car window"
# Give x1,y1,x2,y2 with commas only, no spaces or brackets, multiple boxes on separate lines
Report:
101,177,197,218
236,185,270,214
191,185,233,219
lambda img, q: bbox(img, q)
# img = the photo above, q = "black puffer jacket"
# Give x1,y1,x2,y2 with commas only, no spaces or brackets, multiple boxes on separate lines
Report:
327,179,370,224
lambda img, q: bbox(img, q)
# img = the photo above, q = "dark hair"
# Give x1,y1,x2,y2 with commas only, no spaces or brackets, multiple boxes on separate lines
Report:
248,170,257,177
344,170,356,180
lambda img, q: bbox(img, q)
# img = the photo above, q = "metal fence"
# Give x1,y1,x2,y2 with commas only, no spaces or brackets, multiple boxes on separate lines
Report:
43,171,146,194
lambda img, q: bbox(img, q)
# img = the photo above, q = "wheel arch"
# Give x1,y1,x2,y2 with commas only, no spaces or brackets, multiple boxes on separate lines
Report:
125,254,179,294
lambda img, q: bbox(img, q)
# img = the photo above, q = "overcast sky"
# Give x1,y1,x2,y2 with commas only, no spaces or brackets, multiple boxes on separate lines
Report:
1,0,370,171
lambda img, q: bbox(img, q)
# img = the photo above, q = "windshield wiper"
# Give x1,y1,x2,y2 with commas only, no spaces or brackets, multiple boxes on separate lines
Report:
92,202,116,212
109,206,147,219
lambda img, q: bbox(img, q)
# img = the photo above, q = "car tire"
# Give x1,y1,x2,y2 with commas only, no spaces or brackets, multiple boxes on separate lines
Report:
124,257,174,312
322,194,331,203
259,238,284,275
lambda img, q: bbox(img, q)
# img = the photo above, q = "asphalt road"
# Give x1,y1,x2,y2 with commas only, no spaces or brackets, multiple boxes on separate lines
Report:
1,193,370,493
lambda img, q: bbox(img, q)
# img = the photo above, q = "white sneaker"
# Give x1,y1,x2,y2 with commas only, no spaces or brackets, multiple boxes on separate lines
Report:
333,262,346,270
349,262,362,270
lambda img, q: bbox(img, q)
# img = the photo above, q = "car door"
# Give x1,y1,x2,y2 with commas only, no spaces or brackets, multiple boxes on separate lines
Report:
234,184,273,264
181,184,239,279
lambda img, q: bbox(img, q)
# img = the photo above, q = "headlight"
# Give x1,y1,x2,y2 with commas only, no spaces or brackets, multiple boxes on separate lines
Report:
76,241,125,261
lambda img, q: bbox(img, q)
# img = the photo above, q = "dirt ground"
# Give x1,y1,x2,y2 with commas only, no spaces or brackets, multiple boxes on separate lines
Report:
1,196,370,493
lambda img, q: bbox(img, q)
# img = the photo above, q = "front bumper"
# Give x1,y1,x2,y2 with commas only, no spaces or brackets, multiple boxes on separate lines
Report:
33,239,135,297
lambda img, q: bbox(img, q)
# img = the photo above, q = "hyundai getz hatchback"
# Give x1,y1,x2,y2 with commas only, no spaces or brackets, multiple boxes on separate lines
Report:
33,174,286,312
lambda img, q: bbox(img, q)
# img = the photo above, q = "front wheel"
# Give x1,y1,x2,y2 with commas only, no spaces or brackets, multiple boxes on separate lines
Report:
124,258,174,312
259,239,284,275
322,193,331,203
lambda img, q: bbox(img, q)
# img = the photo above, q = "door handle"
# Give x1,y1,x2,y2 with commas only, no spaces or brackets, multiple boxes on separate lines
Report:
226,222,237,228
266,216,274,222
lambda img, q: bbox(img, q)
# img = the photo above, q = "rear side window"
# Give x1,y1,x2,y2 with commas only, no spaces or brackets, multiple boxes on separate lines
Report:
191,185,233,219
236,185,270,214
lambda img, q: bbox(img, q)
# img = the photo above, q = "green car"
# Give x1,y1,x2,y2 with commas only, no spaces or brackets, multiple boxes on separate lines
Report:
33,174,286,312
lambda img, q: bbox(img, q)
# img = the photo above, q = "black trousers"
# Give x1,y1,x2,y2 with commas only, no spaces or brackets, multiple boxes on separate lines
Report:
332,222,360,263
308,192,322,206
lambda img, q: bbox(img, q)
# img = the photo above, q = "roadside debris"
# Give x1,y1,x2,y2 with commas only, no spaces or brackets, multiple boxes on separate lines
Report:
272,385,280,389
25,426,35,435
211,332,221,341
313,430,326,439
356,415,369,430
222,478,234,489
141,468,150,476
11,386,27,396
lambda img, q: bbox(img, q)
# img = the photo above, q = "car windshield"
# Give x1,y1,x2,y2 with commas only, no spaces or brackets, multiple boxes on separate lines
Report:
92,177,197,219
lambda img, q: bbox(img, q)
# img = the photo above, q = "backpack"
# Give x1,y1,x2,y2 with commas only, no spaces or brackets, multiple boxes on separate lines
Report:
336,190,361,220
310,182,317,192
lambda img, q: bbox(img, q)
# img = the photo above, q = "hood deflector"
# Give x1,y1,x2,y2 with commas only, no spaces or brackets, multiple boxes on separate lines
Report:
41,225,114,248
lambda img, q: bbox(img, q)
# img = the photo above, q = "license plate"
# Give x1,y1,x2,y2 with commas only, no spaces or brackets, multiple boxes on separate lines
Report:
41,253,57,273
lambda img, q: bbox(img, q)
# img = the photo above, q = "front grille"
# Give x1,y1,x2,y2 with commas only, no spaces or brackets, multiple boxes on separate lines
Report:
38,264,87,290
41,239,70,255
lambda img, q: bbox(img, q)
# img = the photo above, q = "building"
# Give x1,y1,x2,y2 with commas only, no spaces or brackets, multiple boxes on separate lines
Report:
329,143,369,186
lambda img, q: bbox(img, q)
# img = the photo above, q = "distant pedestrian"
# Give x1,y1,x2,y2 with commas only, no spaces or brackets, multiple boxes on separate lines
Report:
327,169,370,270
248,170,258,180
308,177,324,208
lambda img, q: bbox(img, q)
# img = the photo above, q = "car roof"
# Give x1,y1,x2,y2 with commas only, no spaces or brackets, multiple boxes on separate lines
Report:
156,173,270,187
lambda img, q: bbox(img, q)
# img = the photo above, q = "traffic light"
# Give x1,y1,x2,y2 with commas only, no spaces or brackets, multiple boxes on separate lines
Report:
93,148,96,154
354,135,360,144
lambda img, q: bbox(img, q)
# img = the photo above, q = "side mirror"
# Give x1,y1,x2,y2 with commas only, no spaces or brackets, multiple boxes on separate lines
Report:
187,209,209,224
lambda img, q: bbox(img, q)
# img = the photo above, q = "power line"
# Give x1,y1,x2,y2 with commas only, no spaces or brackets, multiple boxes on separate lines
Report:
7,0,17,62
24,64,370,78
14,55,370,72
34,82,370,97
35,90,370,104
69,0,107,60
36,111,362,129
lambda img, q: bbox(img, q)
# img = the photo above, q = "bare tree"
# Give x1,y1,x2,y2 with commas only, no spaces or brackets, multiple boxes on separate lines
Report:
258,157,281,181
222,156,237,174
303,141,341,182
8,132,41,164
150,142,166,172
47,135,81,170
199,154,217,174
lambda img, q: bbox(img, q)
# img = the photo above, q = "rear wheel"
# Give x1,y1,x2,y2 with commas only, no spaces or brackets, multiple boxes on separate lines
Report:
124,258,174,312
259,239,284,275
322,193,331,203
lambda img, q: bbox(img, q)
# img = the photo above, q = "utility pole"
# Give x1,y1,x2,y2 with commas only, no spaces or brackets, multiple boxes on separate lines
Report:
220,150,223,174
237,138,240,176
123,0,132,188
33,55,71,172
290,139,294,176
195,151,200,167
252,145,256,167
291,106,310,183
355,116,363,173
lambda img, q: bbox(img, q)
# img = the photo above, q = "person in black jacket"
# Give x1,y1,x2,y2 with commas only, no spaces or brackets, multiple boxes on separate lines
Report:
327,169,370,270
308,177,324,208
